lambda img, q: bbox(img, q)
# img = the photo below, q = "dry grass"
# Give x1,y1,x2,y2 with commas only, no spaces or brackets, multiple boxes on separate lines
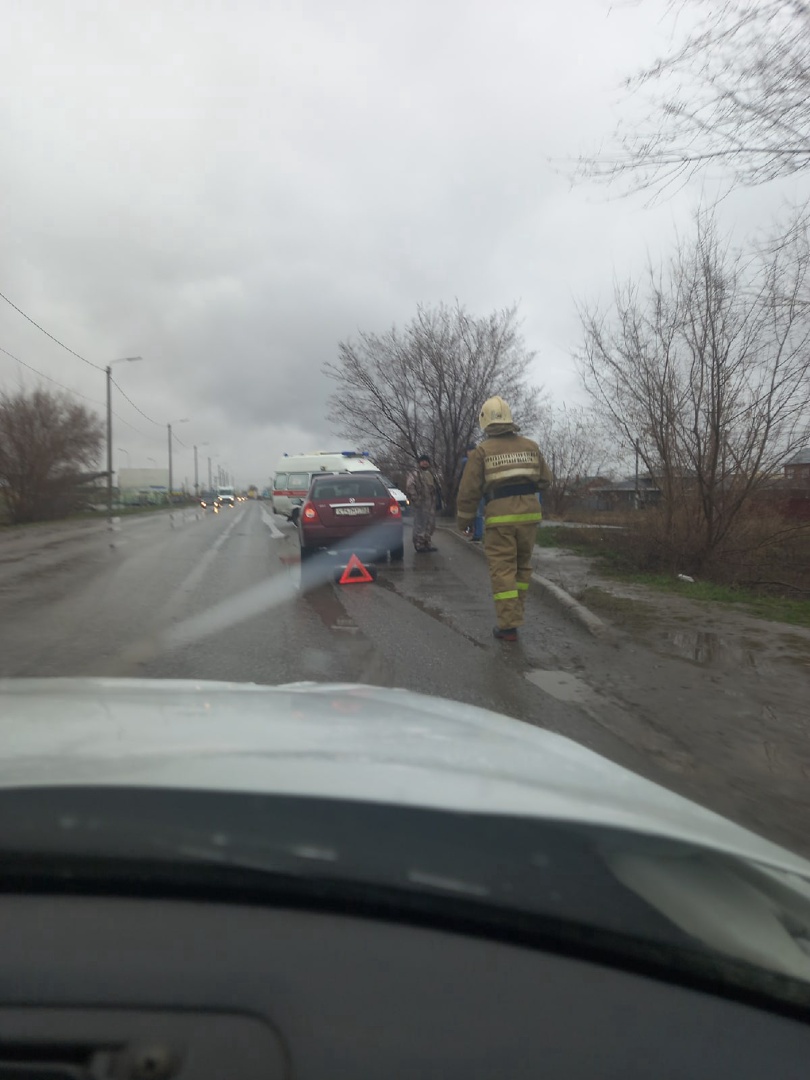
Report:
537,513,810,626
547,509,636,528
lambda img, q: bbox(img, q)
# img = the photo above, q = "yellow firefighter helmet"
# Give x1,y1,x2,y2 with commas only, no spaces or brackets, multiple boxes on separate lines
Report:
479,396,513,431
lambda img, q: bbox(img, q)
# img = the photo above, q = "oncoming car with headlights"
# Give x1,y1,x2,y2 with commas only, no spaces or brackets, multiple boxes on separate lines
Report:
298,473,404,563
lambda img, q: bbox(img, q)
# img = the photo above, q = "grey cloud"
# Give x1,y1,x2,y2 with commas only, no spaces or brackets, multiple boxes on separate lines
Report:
0,0,794,484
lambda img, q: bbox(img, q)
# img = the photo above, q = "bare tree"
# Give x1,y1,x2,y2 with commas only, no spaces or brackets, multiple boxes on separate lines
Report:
0,387,104,524
325,302,541,507
577,209,810,568
536,403,613,515
579,1,810,194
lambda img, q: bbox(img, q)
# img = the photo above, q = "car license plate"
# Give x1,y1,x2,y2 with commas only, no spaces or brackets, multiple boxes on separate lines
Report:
335,506,370,516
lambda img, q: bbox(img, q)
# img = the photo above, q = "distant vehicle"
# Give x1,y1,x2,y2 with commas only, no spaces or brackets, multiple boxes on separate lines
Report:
272,452,382,524
298,473,403,563
379,475,409,514
247,486,259,500
216,486,235,508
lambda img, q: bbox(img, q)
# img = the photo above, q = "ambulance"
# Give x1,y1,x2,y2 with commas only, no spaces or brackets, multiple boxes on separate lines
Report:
271,451,383,523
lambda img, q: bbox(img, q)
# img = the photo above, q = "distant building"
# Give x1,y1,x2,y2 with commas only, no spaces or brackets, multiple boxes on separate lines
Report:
566,476,612,512
118,467,170,505
590,475,662,511
784,449,810,487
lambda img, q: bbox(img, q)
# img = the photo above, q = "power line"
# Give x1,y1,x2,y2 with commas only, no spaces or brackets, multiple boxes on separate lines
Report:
0,293,166,436
0,291,163,433
0,290,105,372
0,292,190,450
110,410,148,438
0,344,149,437
110,376,161,426
0,343,102,406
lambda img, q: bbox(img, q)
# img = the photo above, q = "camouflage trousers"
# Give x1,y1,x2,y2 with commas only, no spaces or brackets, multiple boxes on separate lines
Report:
412,503,436,550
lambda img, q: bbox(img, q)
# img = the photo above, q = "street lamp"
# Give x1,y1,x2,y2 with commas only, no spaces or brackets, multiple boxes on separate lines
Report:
194,442,209,498
117,447,130,468
168,418,189,504
106,356,142,518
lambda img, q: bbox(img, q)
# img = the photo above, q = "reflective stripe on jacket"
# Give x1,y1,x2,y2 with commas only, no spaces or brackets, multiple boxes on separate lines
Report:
456,430,551,529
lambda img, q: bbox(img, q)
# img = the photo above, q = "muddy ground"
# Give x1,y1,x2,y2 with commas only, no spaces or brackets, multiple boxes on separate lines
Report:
529,541,810,856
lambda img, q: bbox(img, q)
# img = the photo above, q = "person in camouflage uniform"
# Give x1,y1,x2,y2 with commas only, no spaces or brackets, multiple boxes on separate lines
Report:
406,454,440,552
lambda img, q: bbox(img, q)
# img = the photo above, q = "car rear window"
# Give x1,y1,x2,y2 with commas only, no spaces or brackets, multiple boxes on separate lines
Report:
311,477,389,500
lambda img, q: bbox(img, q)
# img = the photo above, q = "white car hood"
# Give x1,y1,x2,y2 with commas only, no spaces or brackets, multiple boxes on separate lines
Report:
0,678,805,876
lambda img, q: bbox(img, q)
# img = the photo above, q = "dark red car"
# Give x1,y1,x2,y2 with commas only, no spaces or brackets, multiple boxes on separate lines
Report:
298,473,404,562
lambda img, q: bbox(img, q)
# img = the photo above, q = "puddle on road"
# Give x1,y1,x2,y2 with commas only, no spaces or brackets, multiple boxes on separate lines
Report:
304,583,361,633
525,669,594,704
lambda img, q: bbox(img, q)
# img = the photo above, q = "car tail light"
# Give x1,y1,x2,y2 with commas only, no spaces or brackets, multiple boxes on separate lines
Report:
302,501,320,522
388,500,401,516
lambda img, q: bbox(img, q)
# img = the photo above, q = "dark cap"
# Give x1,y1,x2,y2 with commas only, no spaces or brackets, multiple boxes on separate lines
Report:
418,454,431,464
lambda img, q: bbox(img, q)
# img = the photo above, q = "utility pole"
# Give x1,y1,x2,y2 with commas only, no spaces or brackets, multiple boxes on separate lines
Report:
634,439,640,510
193,443,208,498
106,366,112,518
105,357,142,521
167,424,173,506
167,418,189,504
208,457,212,492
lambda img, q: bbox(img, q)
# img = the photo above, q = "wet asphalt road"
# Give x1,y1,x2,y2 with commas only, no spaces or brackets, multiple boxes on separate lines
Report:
1,501,808,858
0,503,649,771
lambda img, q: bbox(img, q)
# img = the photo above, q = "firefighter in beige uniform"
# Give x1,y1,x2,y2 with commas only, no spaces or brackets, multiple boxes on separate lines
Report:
457,397,552,641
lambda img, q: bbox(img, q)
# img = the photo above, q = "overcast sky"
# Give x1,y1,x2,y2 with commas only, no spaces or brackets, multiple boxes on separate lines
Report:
0,0,803,489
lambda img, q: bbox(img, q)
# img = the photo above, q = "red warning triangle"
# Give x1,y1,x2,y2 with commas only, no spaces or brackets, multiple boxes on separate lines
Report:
339,553,375,584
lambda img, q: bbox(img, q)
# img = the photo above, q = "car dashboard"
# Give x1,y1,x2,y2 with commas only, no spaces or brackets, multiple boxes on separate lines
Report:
2,895,810,1079
1,789,810,1078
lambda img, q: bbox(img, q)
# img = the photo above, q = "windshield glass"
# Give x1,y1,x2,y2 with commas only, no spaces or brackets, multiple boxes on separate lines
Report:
311,477,388,499
1,0,809,1009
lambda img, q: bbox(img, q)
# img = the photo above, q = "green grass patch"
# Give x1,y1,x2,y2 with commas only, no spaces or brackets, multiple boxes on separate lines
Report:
535,527,565,548
535,526,614,554
576,586,655,629
0,503,179,530
536,525,810,629
633,576,810,628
